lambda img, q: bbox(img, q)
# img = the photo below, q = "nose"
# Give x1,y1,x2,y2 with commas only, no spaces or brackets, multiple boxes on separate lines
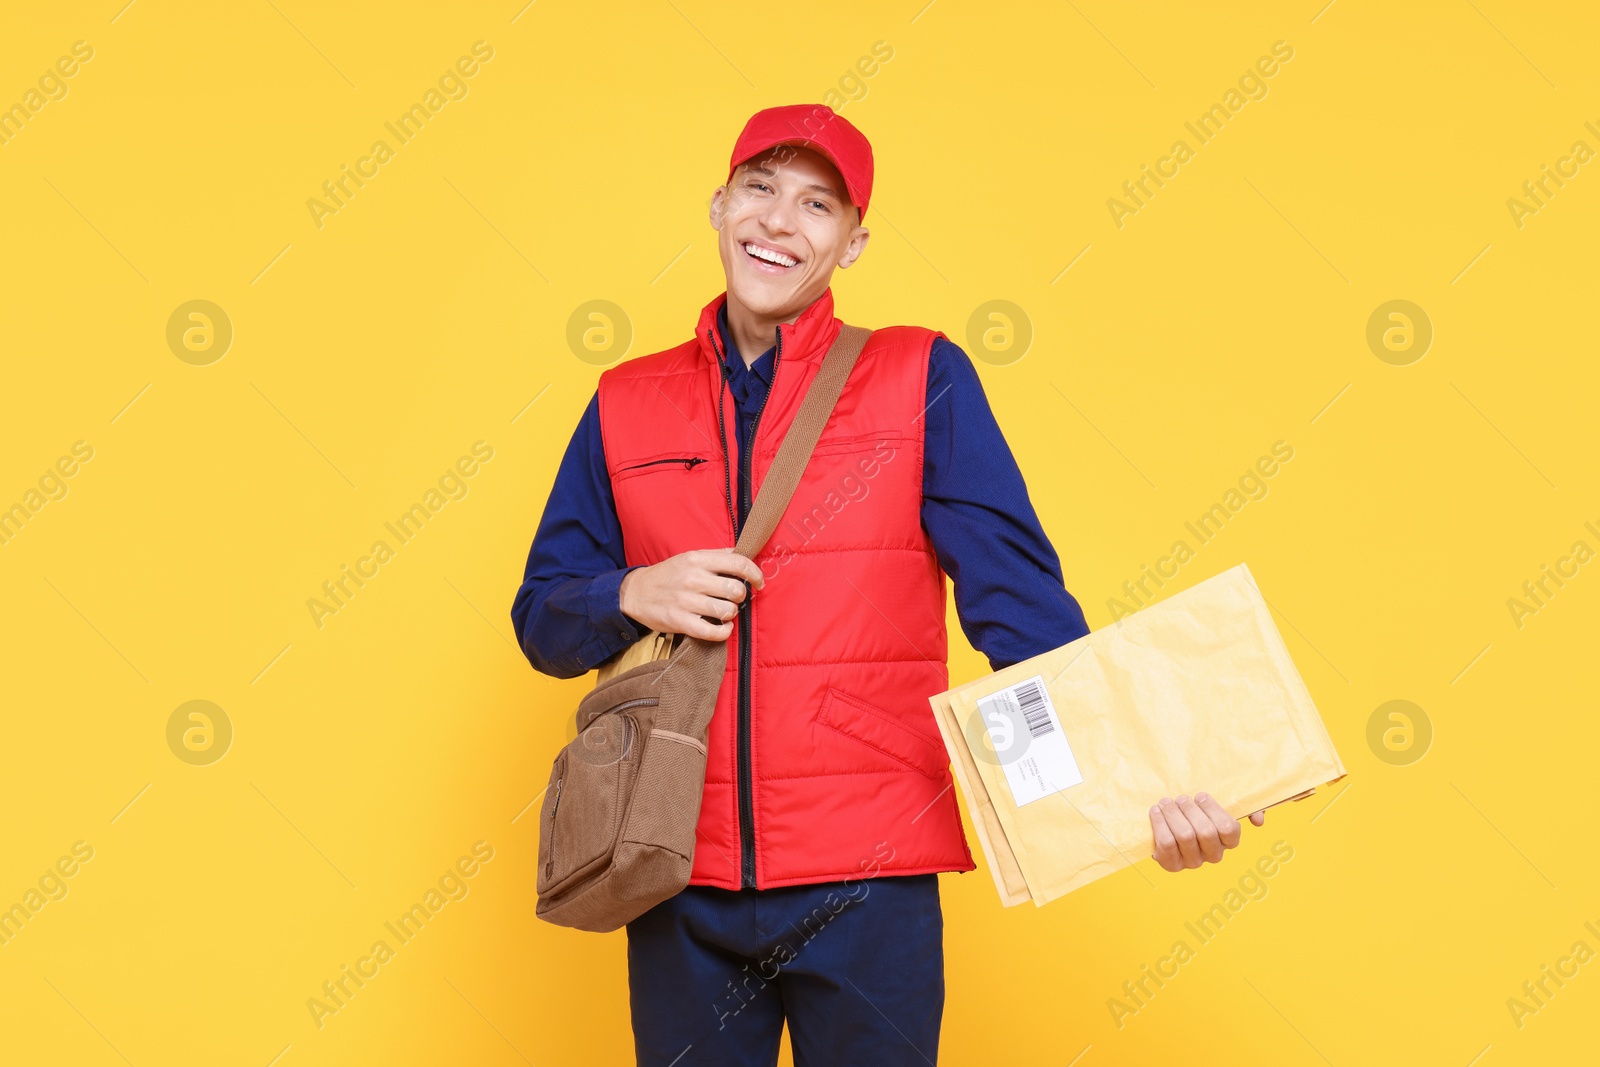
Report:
759,195,798,236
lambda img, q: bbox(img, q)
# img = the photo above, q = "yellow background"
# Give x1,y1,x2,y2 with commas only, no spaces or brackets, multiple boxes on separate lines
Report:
2,1,1596,1063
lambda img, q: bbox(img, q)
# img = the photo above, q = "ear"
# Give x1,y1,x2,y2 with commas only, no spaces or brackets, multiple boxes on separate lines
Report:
835,224,871,270
709,185,728,230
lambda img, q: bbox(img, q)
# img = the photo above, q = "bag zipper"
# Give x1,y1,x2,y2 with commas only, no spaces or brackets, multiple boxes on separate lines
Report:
545,774,563,879
618,456,708,473
605,696,659,714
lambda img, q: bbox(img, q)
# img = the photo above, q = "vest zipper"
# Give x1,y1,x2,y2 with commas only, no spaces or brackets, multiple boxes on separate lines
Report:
708,320,781,890
617,456,708,472
735,327,782,889
711,328,739,539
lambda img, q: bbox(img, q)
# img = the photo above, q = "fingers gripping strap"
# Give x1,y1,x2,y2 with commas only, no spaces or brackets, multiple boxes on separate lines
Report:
734,324,872,559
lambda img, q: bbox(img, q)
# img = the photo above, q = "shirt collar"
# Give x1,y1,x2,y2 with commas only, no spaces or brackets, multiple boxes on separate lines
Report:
716,303,774,386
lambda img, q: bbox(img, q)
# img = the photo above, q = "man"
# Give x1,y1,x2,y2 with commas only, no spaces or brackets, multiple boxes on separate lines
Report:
512,103,1265,1066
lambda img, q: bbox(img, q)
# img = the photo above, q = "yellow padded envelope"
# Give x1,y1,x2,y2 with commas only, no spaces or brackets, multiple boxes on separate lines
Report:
929,563,1346,907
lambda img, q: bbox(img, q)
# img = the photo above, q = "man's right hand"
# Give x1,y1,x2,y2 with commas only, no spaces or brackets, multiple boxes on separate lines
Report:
618,549,765,642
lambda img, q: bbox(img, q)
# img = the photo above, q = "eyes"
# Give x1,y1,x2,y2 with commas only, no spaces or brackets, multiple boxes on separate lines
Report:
743,180,833,214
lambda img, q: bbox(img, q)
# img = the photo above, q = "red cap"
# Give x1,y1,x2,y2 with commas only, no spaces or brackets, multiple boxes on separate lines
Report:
727,104,874,219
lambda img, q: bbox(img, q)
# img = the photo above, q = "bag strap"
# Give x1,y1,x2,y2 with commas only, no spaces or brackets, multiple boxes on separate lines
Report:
629,323,872,707
731,323,872,560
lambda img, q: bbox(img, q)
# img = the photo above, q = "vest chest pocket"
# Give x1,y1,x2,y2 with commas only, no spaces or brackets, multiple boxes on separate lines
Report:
611,453,714,485
755,434,914,490
766,432,912,463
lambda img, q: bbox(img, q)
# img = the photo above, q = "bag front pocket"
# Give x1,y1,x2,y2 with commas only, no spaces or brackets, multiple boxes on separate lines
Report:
536,707,645,897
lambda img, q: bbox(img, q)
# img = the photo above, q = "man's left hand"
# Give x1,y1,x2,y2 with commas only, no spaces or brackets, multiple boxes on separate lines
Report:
1149,793,1265,872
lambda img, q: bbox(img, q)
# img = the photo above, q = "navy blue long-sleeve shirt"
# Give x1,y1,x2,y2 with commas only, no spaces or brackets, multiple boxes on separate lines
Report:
511,303,1088,679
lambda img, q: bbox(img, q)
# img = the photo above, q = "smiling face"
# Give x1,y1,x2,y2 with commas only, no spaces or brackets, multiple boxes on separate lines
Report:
710,144,869,325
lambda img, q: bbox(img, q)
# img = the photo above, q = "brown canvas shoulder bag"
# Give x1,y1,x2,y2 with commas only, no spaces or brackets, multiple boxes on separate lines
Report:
534,323,873,932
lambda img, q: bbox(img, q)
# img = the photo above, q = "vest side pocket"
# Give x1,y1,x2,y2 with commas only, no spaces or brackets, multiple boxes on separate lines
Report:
815,686,949,779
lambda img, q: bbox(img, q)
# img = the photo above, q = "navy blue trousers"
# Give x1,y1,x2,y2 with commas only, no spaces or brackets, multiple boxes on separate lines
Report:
625,874,944,1066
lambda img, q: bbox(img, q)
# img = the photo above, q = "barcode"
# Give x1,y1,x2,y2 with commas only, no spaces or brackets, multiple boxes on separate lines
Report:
1015,680,1055,738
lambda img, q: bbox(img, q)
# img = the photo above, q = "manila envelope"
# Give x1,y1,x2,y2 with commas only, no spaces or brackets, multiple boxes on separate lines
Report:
929,562,1346,907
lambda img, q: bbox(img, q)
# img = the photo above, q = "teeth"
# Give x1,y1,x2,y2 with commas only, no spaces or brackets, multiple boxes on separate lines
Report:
744,243,797,267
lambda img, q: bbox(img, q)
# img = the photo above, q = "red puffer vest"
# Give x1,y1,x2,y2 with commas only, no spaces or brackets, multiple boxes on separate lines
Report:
596,288,975,889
